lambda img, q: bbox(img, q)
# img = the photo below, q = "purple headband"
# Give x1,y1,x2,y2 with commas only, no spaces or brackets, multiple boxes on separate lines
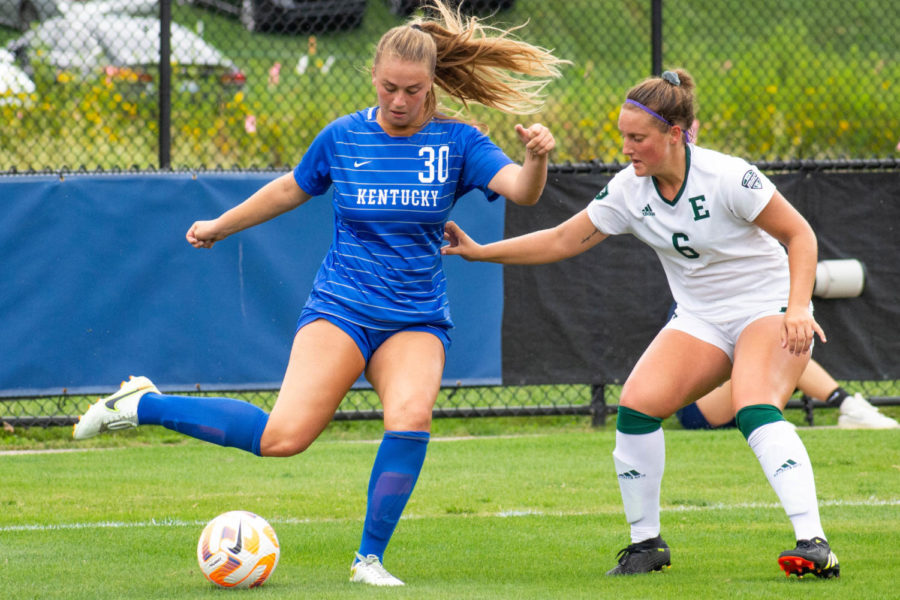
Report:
624,98,691,143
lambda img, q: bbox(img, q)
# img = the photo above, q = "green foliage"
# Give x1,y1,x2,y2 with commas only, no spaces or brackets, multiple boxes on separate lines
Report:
684,22,900,159
1,0,898,170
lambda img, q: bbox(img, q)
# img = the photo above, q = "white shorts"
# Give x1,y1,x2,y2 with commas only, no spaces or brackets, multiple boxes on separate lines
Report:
663,304,810,361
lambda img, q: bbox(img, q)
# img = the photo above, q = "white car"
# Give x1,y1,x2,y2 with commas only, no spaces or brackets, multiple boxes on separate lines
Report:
6,14,245,97
0,48,35,105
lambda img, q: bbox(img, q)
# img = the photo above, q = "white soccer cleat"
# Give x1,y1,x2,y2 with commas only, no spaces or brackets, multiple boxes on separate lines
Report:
349,553,405,587
837,393,900,429
72,376,159,440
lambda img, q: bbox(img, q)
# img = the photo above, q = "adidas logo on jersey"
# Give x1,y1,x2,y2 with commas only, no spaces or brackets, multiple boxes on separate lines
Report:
641,204,656,217
617,469,645,480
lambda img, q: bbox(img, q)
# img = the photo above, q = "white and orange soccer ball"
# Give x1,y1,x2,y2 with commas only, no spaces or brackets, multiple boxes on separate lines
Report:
197,511,280,588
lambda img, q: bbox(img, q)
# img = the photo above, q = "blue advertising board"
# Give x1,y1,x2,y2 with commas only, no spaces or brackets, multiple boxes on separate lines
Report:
0,173,503,396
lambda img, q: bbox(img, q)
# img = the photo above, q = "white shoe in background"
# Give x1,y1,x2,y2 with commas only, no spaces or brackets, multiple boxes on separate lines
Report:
838,393,900,429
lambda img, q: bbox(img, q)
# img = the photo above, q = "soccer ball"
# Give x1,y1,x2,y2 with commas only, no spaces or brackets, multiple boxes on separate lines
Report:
197,511,280,588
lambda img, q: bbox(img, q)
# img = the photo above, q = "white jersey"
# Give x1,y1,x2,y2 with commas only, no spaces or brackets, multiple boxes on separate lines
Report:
586,145,790,323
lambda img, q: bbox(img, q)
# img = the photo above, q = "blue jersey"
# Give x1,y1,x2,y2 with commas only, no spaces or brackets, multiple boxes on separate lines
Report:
293,107,513,331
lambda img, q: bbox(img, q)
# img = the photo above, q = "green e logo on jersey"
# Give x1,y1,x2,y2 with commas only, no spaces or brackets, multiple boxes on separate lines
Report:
689,195,709,221
594,186,609,201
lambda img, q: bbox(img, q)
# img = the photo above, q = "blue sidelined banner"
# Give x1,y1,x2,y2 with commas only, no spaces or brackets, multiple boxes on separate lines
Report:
0,173,503,396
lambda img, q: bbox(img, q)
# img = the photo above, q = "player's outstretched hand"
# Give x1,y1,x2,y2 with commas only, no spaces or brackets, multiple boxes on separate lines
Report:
441,221,482,261
781,306,827,356
186,220,224,249
515,123,555,158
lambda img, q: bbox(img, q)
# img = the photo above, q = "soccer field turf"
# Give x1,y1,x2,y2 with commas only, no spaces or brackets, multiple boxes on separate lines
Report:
2,425,897,599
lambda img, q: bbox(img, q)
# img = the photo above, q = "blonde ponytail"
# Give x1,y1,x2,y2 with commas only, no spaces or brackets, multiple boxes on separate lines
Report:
374,0,569,122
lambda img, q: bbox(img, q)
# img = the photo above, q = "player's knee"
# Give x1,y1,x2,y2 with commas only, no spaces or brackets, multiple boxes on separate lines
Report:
258,427,315,457
618,384,650,411
383,399,433,431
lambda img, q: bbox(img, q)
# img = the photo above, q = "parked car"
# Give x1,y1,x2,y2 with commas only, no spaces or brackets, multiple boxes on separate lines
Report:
184,0,365,34
385,0,515,17
0,0,156,31
0,0,56,30
6,14,245,97
0,47,35,105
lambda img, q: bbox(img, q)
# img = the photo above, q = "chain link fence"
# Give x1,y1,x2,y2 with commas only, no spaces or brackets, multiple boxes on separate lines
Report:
2,0,899,427
0,384,599,428
3,381,899,429
1,0,898,171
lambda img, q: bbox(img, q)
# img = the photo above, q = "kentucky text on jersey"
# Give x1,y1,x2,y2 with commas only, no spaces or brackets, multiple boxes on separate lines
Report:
356,188,440,206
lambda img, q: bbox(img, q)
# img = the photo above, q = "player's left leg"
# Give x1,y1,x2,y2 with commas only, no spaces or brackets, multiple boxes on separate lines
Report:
349,329,446,586
608,328,731,575
731,315,839,578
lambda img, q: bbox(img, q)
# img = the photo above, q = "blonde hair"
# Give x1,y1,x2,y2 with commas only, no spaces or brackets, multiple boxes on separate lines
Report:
373,0,568,124
623,68,697,134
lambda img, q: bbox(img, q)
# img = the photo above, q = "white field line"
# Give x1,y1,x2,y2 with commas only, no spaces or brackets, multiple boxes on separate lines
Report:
0,425,850,455
2,497,897,534
0,447,120,455
0,433,549,456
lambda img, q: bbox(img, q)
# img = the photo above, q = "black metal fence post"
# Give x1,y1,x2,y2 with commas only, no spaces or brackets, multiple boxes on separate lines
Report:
651,0,663,76
159,0,172,169
591,383,609,427
801,394,815,426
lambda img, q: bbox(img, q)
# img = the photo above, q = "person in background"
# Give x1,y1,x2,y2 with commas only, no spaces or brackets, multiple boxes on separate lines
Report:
677,358,900,429
72,1,567,587
442,68,840,580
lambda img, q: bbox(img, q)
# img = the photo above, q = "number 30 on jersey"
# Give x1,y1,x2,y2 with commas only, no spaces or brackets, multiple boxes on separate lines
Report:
418,146,450,183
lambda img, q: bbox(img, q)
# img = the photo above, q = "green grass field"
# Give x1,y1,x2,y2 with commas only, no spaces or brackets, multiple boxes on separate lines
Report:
2,417,898,599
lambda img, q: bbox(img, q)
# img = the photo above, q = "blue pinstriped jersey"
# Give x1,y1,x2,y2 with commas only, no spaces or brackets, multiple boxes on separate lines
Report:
293,107,513,330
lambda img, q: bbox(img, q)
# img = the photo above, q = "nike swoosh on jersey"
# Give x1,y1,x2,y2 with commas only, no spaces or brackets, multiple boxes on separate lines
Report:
354,160,372,167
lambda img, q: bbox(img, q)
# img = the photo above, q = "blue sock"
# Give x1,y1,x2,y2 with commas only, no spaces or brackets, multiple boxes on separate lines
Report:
357,430,430,562
137,393,269,456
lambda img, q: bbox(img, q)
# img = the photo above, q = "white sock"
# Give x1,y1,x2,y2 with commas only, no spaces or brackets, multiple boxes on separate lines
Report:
612,428,665,543
747,420,826,541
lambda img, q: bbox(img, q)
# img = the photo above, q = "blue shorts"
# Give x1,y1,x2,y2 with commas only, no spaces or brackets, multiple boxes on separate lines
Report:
676,402,737,430
296,309,451,363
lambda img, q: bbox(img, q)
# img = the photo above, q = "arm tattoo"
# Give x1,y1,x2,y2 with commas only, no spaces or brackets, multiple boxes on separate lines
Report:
580,229,601,245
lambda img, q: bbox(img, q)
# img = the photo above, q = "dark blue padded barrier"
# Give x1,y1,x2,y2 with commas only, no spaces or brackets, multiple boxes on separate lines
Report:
0,173,503,396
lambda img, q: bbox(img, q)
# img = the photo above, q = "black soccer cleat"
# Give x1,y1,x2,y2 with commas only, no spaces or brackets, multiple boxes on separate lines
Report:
606,535,671,575
778,537,840,579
